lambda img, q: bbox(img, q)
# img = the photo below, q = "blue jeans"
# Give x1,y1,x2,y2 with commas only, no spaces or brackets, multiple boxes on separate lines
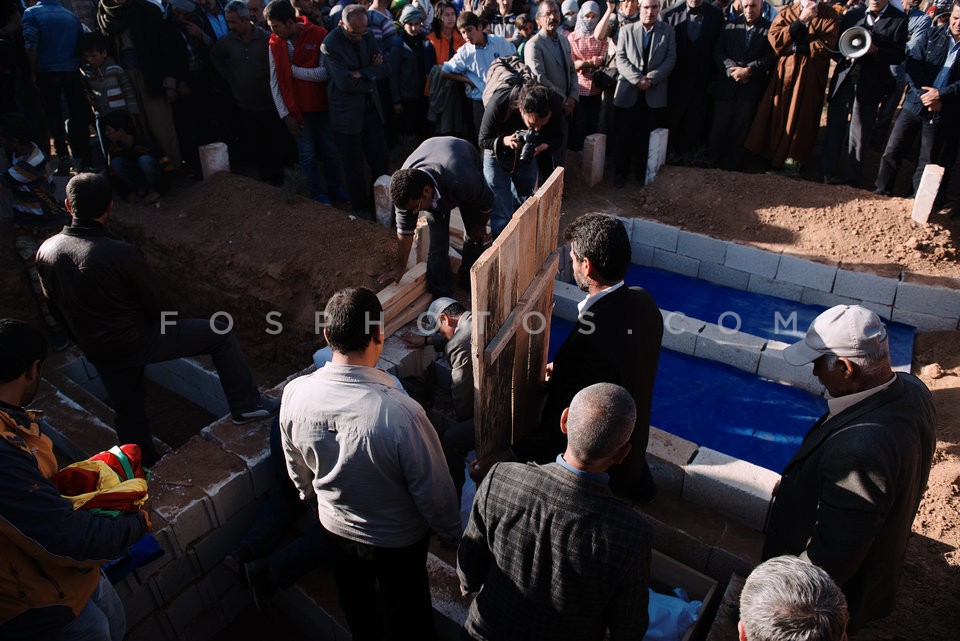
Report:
296,111,344,201
56,574,125,641
110,155,161,197
482,149,537,239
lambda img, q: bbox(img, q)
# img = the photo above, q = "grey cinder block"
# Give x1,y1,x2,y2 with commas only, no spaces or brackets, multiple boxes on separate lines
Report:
895,275,960,318
694,323,766,374
632,218,679,252
746,274,804,302
682,447,780,530
775,255,838,292
832,269,899,306
653,248,701,277
723,243,781,278
660,309,705,355
677,230,727,264
698,261,751,290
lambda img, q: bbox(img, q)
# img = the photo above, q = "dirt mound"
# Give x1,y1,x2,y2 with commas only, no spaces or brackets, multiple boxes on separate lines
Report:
562,164,960,279
110,172,397,383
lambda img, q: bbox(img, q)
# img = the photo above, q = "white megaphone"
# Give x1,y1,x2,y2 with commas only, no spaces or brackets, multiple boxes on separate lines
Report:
838,26,873,59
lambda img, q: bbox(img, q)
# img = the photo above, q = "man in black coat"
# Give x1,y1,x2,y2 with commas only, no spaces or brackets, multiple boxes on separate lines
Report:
707,0,774,170
508,213,663,503
662,0,724,156
36,174,277,466
821,0,907,185
384,136,494,297
875,2,960,213
766,305,936,633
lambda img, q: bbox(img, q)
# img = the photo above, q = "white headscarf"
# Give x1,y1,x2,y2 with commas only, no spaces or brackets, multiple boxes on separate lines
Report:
576,0,600,35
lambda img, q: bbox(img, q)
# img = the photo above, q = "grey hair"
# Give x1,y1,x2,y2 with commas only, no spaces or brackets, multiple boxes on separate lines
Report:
225,0,250,18
537,0,561,15
565,383,636,463
342,3,367,24
740,556,848,641
821,337,890,379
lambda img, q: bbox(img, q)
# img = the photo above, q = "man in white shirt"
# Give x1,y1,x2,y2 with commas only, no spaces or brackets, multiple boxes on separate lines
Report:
279,287,461,641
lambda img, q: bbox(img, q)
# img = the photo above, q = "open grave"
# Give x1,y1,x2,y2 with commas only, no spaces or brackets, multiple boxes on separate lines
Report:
6,157,960,640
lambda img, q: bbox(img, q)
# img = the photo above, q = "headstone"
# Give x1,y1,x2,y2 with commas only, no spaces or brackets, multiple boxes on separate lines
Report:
407,218,430,270
198,142,230,179
645,128,669,185
911,164,945,224
373,174,393,229
581,133,606,187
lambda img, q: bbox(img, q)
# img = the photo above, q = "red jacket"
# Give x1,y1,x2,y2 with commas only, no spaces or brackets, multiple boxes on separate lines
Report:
269,17,329,121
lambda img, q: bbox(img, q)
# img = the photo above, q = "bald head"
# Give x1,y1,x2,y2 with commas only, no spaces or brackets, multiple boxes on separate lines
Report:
564,383,636,465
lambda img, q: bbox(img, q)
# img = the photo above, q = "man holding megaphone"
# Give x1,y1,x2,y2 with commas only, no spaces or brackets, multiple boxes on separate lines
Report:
821,0,908,186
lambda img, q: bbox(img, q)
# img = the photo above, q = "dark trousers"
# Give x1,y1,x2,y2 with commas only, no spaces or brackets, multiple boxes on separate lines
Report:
334,100,389,217
441,418,475,501
708,94,760,170
614,100,663,183
425,206,454,297
326,531,436,641
569,93,601,152
237,107,295,185
238,417,328,587
36,70,91,165
95,318,261,466
822,81,881,184
876,106,940,195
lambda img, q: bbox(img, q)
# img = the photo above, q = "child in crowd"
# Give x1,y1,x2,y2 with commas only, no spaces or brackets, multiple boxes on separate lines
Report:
79,32,140,118
78,32,141,163
101,110,172,206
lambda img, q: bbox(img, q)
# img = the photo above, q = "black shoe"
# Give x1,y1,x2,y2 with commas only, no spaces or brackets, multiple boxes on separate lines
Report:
873,188,890,196
244,559,277,616
232,395,280,424
613,174,627,188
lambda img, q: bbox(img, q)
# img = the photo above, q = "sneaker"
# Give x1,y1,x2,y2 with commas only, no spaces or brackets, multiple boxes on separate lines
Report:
232,395,280,424
244,559,277,617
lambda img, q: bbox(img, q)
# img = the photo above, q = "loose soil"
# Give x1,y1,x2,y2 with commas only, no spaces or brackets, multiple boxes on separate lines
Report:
2,162,957,639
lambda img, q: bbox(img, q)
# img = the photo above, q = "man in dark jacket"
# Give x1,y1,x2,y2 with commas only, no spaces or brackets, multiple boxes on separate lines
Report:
321,3,390,218
97,0,185,166
766,305,937,633
478,81,564,238
0,319,149,641
821,0,908,186
505,213,663,504
384,136,494,298
707,0,774,170
875,1,960,213
35,173,278,466
458,383,653,641
662,0,724,156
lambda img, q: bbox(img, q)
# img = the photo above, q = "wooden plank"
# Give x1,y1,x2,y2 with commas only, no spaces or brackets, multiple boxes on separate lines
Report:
484,252,559,366
511,325,531,442
377,262,427,306
476,340,515,458
495,224,520,326
535,168,564,266
513,274,553,444
384,292,432,337
515,199,539,293
471,242,501,447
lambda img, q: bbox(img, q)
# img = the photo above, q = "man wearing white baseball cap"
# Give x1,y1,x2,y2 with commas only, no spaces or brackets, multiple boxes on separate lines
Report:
765,304,936,634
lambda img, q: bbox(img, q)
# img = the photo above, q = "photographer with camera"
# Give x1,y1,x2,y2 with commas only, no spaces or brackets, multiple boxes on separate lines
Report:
479,82,564,238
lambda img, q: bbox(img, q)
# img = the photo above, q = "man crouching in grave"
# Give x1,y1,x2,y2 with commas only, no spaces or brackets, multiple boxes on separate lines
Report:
473,213,663,504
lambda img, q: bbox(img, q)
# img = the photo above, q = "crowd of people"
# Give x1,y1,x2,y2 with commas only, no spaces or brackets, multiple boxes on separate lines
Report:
0,0,952,638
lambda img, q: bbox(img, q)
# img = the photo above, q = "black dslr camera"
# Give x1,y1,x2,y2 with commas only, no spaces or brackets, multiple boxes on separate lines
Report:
515,129,541,163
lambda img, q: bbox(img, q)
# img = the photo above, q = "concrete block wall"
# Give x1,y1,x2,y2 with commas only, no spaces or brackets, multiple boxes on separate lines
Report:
619,216,960,332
